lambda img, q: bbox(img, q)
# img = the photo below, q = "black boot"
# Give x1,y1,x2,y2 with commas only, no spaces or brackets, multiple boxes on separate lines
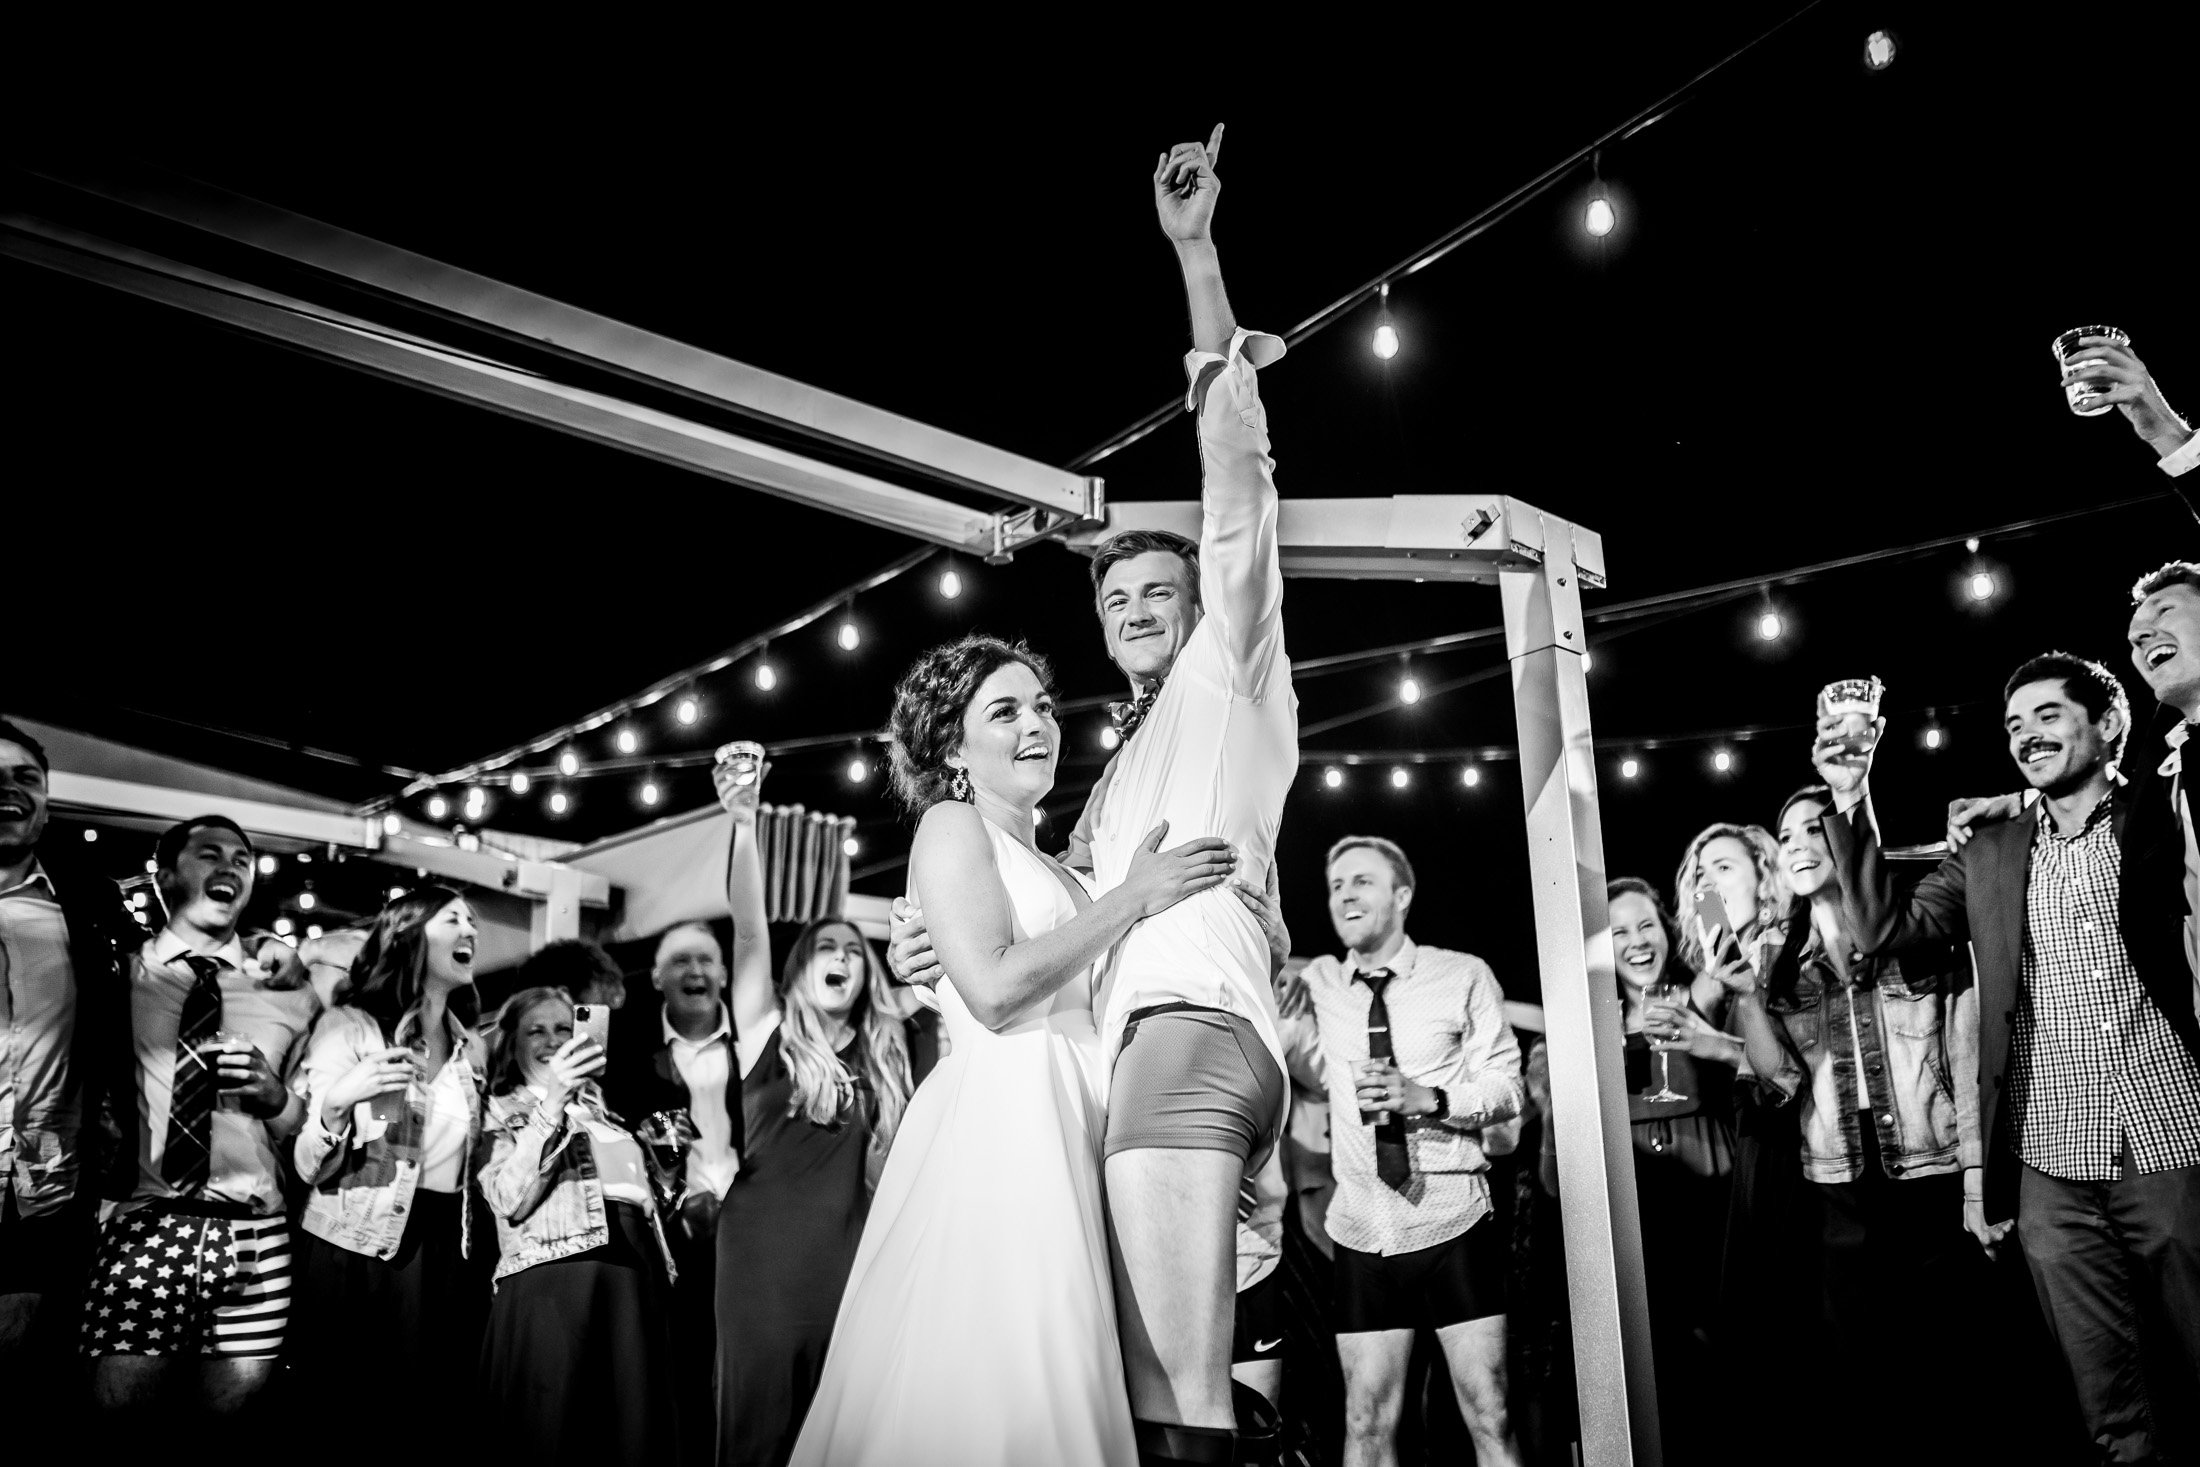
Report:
1133,1417,1234,1466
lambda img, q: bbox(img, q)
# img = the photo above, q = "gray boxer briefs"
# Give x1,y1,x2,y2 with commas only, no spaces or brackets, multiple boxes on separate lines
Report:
1104,1003,1285,1161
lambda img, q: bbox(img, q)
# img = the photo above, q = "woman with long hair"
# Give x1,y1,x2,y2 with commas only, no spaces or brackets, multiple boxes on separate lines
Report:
289,886,489,1447
478,985,681,1464
786,634,1233,1467
710,755,916,1467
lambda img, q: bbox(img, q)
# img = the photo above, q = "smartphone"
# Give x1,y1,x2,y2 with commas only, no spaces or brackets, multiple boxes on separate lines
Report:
574,1003,611,1052
1689,887,1746,969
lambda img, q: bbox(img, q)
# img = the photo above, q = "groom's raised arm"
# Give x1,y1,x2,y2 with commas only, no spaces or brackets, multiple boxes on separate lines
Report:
1157,127,1286,695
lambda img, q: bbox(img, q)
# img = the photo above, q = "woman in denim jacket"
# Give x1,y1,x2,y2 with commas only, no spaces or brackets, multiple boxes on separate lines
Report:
289,886,489,1440
479,985,679,1465
1724,788,1982,1427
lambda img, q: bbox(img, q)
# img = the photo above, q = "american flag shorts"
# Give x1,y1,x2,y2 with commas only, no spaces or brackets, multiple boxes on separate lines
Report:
79,1208,292,1360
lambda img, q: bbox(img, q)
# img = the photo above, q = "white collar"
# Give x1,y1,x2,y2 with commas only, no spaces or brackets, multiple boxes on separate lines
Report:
1345,937,1418,981
663,1001,732,1048
0,858,56,902
150,927,248,971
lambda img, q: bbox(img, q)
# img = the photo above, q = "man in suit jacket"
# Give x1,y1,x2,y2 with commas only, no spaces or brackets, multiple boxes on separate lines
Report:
1822,653,2200,1464
2124,562,2200,1025
601,921,741,1467
0,719,140,1389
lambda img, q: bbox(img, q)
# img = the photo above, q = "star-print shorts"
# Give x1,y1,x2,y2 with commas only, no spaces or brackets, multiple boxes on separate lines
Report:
80,1208,293,1359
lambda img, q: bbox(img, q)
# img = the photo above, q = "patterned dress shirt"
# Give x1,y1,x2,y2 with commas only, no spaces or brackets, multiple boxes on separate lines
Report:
2011,799,2200,1180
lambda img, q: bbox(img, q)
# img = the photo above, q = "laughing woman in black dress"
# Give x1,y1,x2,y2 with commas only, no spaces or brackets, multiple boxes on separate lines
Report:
712,759,914,1467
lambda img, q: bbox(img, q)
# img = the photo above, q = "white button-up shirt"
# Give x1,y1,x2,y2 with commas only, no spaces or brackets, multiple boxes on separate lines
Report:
665,1004,739,1200
1300,940,1525,1256
1092,328,1298,1118
0,861,78,1215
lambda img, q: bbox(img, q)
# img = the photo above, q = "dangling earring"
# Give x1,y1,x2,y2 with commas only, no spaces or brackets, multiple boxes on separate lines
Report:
949,767,972,803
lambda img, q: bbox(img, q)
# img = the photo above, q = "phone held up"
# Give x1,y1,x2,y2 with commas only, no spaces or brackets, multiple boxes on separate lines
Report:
1690,887,1748,972
573,1003,611,1052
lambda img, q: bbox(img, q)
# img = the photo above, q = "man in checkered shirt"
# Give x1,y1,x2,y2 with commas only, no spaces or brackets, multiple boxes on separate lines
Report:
1283,835,1524,1467
1820,651,2200,1464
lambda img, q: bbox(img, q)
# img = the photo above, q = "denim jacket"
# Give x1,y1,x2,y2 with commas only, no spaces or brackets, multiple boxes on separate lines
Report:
292,1004,483,1260
1746,927,1981,1184
478,1085,678,1287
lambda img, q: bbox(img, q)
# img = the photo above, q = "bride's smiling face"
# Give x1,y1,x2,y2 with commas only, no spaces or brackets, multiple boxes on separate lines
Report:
950,661,1058,809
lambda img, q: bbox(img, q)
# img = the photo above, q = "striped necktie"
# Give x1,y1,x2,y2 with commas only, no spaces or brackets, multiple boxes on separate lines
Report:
161,952,226,1194
1357,968,1412,1192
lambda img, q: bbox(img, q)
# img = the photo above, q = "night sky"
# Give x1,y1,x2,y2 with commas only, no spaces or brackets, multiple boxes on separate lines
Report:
10,5,2198,994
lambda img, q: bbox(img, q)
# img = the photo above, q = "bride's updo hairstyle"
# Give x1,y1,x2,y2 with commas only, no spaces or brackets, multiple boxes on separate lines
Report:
888,635,1055,815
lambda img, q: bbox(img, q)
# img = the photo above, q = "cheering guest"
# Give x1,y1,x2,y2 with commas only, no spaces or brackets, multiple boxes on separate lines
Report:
0,720,136,1391
713,757,913,1467
602,921,741,1467
480,985,680,1465
1825,652,2200,1463
1296,836,1524,1467
289,887,489,1451
85,815,315,1434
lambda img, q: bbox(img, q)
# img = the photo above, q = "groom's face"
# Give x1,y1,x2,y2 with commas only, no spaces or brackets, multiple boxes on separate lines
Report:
1097,550,1200,686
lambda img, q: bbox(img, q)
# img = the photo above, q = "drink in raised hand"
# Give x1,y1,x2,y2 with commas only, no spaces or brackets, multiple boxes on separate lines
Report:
1819,677,1885,757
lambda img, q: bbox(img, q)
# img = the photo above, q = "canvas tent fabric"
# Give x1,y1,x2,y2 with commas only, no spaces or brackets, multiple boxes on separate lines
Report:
566,802,855,943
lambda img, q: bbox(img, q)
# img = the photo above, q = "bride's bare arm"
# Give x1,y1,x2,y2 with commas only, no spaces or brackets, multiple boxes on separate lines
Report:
911,803,1234,1031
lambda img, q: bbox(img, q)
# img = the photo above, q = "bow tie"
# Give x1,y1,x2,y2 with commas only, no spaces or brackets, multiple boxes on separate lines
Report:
1108,684,1162,741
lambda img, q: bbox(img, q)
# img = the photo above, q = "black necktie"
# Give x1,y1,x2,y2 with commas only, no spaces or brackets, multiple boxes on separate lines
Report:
1108,682,1162,741
162,953,226,1194
1358,969,1412,1192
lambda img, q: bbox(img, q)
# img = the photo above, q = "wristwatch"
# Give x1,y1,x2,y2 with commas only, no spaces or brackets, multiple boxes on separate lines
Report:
1428,1086,1451,1122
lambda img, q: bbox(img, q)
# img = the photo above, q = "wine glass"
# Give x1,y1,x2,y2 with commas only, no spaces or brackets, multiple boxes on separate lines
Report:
1640,981,1690,1103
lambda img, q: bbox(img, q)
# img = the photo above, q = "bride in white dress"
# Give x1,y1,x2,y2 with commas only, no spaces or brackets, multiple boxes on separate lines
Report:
789,637,1238,1467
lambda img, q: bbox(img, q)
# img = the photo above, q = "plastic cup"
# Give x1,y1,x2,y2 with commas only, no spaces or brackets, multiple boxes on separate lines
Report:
716,740,766,787
200,1031,258,1111
1819,677,1885,757
2053,325,2130,417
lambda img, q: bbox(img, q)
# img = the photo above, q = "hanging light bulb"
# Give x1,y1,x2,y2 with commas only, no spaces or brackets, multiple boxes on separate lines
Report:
616,726,639,754
755,658,778,692
1864,29,1898,70
509,770,531,795
1323,767,1345,789
1372,282,1399,360
1713,749,1735,773
1923,726,1945,751
1099,725,1121,751
1399,675,1422,705
426,794,449,821
463,787,487,820
306,924,324,940
939,568,963,600
273,917,294,937
1621,757,1641,779
844,836,862,858
388,886,406,902
1461,765,1481,788
675,696,699,726
558,750,580,777
297,889,318,911
382,813,402,836
549,790,570,815
846,754,870,784
257,854,278,876
640,779,660,806
1390,767,1411,789
1967,570,1998,602
1756,611,1785,642
837,604,861,652
82,828,98,843
1585,196,1616,237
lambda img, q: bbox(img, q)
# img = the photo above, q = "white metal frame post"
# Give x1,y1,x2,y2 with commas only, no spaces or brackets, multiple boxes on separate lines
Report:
1503,533,1658,1467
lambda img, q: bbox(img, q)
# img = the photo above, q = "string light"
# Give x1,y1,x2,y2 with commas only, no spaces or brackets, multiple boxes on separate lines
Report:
509,771,531,795
1461,765,1481,788
1399,675,1422,705
846,754,870,784
1621,757,1641,779
463,787,487,821
1713,749,1734,773
257,854,278,875
549,790,570,815
1372,283,1399,361
1099,725,1121,751
675,696,699,726
82,828,98,842
938,568,963,600
640,778,660,806
1923,726,1945,750
1582,651,1594,673
1390,767,1411,789
145,859,157,874
382,813,402,836
388,886,406,901
1585,196,1615,238
755,657,779,692
297,889,318,911
558,751,580,777
1756,611,1785,642
1965,537,1981,553
837,604,861,652
273,917,294,937
1966,571,1997,602
426,794,449,821
1324,767,1345,789
844,836,862,858
615,726,639,754
306,924,324,940
131,891,148,910
1864,29,1898,70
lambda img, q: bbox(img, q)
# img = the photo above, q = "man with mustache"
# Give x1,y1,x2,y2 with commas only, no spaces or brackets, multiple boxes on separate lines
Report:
0,718,138,1396
1820,653,2200,1464
85,814,318,1438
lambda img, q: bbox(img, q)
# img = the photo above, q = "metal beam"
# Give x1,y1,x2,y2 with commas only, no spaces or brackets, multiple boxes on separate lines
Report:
376,834,612,910
0,213,1069,555
15,157,1102,525
1067,495,1607,585
1503,529,1657,1466
50,772,384,850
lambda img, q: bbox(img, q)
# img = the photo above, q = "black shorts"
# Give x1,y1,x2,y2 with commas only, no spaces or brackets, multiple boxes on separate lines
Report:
1231,1265,1284,1364
1333,1219,1506,1333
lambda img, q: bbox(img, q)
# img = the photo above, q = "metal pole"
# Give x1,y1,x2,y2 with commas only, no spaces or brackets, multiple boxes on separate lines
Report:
1503,532,1659,1467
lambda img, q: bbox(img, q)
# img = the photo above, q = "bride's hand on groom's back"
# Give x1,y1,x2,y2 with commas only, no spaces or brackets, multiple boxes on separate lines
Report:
1120,821,1238,919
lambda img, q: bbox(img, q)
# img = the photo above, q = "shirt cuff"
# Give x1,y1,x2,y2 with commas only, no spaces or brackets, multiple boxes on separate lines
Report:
1182,327,1287,413
2160,432,2200,478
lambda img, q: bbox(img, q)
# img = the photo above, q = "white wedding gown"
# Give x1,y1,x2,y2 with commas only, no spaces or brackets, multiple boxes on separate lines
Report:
787,819,1136,1467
